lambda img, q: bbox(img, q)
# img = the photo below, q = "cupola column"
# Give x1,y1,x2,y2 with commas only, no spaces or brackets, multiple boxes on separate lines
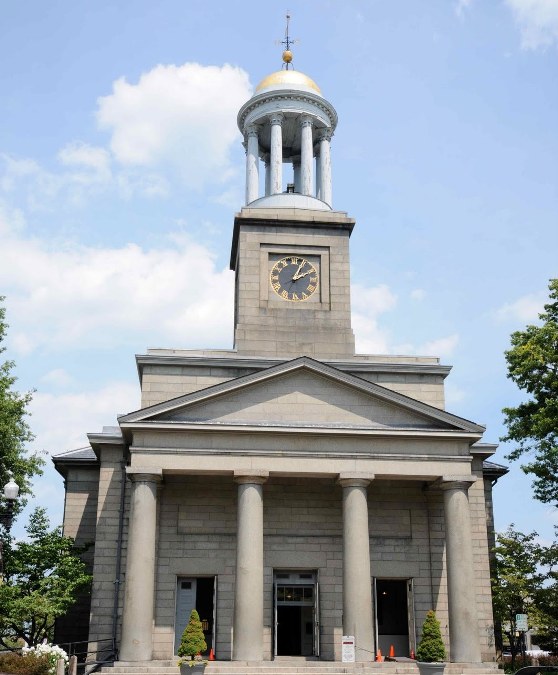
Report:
245,125,260,204
263,153,271,196
292,156,301,193
315,152,322,200
300,115,313,196
318,128,333,206
269,113,284,194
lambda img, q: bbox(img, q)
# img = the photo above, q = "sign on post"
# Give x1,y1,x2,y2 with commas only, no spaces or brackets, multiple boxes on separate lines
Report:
342,635,355,662
516,614,528,632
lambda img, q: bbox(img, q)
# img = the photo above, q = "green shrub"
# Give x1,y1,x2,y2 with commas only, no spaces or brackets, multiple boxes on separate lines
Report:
0,652,50,675
416,610,446,663
177,609,207,659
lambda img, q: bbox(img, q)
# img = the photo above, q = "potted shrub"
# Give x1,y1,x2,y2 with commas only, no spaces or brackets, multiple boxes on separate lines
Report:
178,609,208,674
416,610,447,675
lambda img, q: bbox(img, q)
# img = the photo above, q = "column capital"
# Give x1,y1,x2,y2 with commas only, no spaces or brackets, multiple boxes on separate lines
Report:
337,472,375,488
126,468,163,484
234,470,269,485
317,127,333,142
438,475,475,491
245,124,259,138
299,114,313,129
269,112,284,125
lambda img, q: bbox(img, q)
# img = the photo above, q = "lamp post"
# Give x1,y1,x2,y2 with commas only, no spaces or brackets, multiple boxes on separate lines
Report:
0,474,20,580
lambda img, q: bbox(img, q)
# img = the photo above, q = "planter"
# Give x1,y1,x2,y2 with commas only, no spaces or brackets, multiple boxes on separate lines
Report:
417,662,446,675
179,663,206,675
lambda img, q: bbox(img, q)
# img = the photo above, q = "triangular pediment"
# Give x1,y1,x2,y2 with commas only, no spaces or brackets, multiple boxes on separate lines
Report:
119,357,484,434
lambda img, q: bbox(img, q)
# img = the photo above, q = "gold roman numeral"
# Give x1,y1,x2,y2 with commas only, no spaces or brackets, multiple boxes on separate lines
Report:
281,290,289,299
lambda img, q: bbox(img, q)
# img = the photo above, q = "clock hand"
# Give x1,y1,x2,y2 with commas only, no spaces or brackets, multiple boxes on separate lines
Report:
293,269,312,281
292,260,305,281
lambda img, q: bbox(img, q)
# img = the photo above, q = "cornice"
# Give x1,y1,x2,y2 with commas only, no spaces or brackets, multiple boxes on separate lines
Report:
237,90,338,132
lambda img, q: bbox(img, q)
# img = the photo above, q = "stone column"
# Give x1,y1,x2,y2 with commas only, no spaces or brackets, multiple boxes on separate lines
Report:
338,473,375,662
120,470,162,662
300,115,313,196
318,128,333,206
292,156,301,193
440,477,481,663
269,113,283,195
233,471,269,661
315,153,322,200
263,153,270,197
245,124,259,204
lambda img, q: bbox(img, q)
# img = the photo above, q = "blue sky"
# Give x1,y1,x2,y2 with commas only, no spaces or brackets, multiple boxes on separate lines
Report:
1,1,557,543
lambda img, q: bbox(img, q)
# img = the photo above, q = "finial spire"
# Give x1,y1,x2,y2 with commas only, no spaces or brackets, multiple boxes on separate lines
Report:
280,12,297,70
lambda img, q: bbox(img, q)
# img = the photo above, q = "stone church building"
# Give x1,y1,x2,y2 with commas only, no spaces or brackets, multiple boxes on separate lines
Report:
53,56,506,668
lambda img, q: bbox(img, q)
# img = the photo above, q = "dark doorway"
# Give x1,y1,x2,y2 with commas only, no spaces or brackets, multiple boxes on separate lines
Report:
277,606,302,655
375,579,412,657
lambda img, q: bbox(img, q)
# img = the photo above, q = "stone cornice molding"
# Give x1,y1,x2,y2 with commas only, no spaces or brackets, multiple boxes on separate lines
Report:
238,90,338,133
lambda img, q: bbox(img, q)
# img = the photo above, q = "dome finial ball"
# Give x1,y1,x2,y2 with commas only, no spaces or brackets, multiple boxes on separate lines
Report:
282,50,293,64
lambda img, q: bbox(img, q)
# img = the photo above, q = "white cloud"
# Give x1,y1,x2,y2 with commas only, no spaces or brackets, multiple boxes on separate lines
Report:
505,0,558,49
419,333,460,358
352,283,398,353
494,292,544,322
29,381,139,454
0,207,235,355
58,142,112,182
96,63,252,188
41,369,74,388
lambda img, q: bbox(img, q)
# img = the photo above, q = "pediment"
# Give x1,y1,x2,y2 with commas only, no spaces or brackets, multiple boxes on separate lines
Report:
119,357,483,434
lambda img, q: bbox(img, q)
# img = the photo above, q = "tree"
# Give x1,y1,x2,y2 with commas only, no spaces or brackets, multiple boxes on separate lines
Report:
0,298,44,509
177,609,207,659
490,525,556,665
0,508,92,648
416,610,446,663
502,278,558,507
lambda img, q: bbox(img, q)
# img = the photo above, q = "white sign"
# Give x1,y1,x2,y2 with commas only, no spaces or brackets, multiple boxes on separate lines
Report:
516,614,528,632
342,635,355,663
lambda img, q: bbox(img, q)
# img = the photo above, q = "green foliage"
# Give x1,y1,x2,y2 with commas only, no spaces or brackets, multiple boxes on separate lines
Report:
177,609,207,659
0,651,50,675
0,507,92,649
416,610,446,663
502,279,558,507
0,298,44,510
491,525,558,664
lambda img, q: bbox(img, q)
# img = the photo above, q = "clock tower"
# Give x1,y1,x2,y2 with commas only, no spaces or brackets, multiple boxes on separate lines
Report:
231,57,356,359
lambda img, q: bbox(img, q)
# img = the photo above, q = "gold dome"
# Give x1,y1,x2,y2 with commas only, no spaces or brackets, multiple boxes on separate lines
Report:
255,69,321,95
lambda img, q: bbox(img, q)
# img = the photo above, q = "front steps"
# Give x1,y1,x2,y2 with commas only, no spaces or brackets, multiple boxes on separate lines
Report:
98,660,501,675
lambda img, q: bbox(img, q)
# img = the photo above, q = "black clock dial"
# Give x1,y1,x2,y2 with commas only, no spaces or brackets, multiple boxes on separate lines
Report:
270,256,319,302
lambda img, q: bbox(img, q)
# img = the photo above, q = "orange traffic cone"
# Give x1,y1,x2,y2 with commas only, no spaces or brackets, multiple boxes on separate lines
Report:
209,648,215,661
376,649,383,662
410,649,416,660
389,645,395,658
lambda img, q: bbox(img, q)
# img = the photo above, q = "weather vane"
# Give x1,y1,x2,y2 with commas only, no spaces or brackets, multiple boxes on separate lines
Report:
277,12,299,70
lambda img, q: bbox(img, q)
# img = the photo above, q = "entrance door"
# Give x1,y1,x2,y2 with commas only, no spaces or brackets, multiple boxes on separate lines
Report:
273,571,319,657
374,579,414,657
174,577,216,656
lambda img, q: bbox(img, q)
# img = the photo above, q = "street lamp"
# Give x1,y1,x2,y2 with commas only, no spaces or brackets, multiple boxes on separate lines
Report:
0,473,20,579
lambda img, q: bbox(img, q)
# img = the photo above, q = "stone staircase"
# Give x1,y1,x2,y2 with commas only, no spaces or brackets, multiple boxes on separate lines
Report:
97,660,501,675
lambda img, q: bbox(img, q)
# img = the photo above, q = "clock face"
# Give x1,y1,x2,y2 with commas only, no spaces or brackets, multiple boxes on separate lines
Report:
270,256,319,302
